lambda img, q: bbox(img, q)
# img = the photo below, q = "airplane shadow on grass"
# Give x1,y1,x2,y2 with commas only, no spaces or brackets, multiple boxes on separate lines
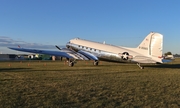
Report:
0,67,102,73
144,64,180,69
0,68,32,72
0,64,179,72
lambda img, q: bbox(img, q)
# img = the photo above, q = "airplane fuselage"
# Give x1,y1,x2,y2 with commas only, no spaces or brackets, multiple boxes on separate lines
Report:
66,38,141,63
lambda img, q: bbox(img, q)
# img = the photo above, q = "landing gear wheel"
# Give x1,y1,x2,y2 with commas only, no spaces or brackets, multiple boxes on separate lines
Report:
140,66,144,69
93,60,99,66
69,61,74,67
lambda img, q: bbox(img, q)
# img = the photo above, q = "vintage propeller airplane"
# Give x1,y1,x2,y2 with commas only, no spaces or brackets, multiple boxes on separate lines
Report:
8,32,173,69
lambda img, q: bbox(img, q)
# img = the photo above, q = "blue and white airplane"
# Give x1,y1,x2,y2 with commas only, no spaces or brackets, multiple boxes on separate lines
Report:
8,32,172,69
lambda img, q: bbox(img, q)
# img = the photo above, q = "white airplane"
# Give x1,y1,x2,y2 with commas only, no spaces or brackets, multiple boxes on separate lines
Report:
8,32,173,69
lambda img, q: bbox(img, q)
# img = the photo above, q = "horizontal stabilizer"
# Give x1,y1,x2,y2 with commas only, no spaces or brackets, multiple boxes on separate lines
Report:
133,56,154,63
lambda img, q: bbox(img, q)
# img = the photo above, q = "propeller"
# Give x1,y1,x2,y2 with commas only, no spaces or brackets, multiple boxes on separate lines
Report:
55,45,61,50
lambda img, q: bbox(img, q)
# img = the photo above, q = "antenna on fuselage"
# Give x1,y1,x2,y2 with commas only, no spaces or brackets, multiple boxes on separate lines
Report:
103,41,106,44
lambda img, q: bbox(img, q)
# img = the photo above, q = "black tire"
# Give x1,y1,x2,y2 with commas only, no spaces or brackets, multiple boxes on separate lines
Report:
93,61,99,66
69,61,74,67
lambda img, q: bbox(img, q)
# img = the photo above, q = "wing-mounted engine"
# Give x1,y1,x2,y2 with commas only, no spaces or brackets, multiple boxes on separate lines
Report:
78,50,98,61
56,46,98,65
55,47,88,60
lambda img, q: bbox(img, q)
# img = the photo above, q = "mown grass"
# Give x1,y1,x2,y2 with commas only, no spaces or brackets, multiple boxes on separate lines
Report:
0,59,180,108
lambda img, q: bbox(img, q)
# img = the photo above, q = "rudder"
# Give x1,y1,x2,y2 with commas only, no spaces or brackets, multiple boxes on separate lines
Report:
137,32,163,57
149,33,163,57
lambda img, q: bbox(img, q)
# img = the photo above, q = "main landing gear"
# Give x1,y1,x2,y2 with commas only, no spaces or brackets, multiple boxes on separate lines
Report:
68,60,74,67
93,60,99,66
137,63,144,69
67,59,99,67
66,58,75,67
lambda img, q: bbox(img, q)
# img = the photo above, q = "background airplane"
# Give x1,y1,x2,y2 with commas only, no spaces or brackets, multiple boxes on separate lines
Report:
8,32,173,69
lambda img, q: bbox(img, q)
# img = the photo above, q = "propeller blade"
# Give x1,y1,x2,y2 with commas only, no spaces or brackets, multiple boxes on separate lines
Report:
55,45,61,50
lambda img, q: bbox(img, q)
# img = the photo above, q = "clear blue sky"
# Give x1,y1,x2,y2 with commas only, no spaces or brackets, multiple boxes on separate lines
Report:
0,0,180,54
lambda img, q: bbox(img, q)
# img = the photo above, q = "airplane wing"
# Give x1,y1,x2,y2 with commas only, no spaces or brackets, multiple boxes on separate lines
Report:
8,47,98,61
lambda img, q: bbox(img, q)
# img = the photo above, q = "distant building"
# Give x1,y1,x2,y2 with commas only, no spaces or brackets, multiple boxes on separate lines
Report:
174,54,180,58
0,54,18,60
51,56,63,61
164,55,174,59
0,54,63,61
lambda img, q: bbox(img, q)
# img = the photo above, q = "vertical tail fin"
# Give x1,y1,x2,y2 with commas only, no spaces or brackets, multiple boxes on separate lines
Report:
138,32,163,57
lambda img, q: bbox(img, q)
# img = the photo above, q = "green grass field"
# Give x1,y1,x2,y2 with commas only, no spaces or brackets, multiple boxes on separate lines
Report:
0,59,180,108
